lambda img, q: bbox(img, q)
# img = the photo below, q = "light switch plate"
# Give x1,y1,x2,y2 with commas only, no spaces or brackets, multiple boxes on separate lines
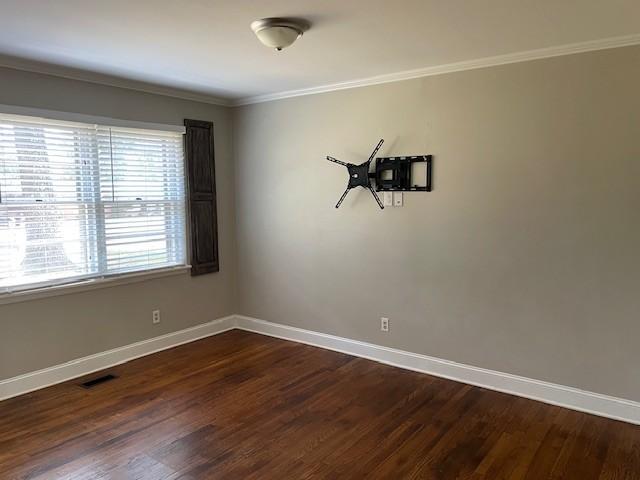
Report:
383,191,393,207
393,192,403,207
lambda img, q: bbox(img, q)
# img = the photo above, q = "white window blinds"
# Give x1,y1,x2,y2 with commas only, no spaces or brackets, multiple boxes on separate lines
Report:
0,113,186,293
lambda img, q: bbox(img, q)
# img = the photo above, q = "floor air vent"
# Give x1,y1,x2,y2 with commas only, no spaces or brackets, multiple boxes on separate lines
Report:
80,374,117,389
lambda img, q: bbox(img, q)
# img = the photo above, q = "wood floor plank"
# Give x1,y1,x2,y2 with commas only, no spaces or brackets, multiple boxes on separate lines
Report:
0,330,639,479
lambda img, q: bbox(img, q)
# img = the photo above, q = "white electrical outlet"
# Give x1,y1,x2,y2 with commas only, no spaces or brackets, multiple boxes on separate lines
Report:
381,317,390,332
383,191,393,207
393,192,403,207
152,310,161,324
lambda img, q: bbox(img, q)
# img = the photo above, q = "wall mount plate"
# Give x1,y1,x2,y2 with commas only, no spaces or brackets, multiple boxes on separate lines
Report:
326,139,432,209
375,155,432,192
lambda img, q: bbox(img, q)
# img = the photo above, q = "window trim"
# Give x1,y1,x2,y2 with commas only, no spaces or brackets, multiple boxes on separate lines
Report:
0,108,190,294
0,104,186,134
0,264,191,305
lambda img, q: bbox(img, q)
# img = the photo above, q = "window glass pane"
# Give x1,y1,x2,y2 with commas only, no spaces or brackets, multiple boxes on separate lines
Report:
101,128,185,275
104,201,185,274
0,114,186,293
0,118,98,289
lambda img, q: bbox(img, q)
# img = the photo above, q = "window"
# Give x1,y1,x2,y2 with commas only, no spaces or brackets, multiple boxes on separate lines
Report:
0,113,187,293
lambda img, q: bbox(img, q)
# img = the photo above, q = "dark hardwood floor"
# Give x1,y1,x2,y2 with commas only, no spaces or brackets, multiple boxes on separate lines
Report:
1,330,639,479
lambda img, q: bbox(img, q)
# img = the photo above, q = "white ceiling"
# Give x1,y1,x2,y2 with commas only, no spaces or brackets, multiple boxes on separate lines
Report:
1,0,639,105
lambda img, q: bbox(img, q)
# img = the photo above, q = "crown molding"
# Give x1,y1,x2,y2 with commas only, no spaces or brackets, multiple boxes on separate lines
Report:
2,34,639,109
0,55,232,107
232,33,640,106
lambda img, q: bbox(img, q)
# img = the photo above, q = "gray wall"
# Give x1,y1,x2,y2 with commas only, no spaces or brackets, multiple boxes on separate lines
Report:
2,46,639,402
234,45,640,401
0,67,238,379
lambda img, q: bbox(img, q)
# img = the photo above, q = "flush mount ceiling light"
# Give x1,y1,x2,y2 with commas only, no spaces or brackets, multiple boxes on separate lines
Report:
250,18,309,51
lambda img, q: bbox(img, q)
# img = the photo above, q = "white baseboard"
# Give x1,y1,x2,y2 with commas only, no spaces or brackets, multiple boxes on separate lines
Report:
235,315,640,425
3,313,639,426
0,315,237,401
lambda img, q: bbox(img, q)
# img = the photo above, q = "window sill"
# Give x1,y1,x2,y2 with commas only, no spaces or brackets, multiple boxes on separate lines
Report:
0,266,192,306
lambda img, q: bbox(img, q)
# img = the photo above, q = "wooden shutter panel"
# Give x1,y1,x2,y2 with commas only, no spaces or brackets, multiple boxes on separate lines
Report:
184,119,219,275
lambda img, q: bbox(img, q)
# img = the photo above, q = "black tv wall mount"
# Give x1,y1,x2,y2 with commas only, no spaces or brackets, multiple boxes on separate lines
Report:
326,139,432,209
